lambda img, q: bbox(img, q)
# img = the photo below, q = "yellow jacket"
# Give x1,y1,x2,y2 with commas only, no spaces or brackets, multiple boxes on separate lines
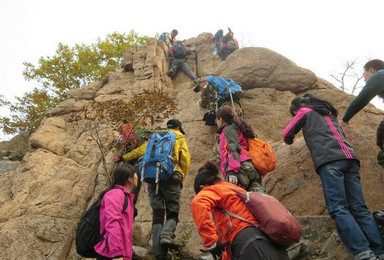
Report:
169,129,190,179
122,142,147,162
122,129,190,180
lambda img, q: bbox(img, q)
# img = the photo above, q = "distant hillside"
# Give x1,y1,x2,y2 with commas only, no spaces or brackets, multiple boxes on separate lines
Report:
0,132,28,153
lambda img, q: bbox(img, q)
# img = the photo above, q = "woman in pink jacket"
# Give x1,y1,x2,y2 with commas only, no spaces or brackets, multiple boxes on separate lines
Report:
95,163,138,260
216,105,265,193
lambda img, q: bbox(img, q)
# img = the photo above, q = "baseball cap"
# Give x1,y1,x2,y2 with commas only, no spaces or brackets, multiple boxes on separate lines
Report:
166,119,185,134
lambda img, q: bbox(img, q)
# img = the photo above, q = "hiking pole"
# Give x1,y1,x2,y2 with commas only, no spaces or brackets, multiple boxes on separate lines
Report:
225,84,236,114
215,89,219,111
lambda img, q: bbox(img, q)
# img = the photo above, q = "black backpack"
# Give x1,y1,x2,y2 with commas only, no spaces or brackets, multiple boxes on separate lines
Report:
75,188,128,258
172,41,187,59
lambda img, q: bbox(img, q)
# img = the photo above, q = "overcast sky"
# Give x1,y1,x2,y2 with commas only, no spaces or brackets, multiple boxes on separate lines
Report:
0,0,383,140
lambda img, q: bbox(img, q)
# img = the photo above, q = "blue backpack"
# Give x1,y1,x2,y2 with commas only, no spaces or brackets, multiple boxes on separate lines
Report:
207,76,242,101
139,131,176,186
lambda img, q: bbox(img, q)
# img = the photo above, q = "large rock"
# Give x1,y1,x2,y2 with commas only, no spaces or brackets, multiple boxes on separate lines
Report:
215,47,318,92
0,35,383,260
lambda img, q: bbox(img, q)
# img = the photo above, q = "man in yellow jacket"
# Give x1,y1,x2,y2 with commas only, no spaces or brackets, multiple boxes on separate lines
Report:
121,119,190,260
119,120,190,181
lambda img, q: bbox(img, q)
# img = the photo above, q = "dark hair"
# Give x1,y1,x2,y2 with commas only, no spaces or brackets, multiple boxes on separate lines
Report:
289,96,310,116
377,119,384,150
194,161,222,194
99,162,136,199
171,29,178,35
289,94,338,117
216,105,256,138
364,59,384,72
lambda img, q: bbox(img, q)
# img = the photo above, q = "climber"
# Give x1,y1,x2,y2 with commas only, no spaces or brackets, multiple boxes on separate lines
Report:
214,105,264,193
342,59,384,125
193,75,243,123
130,119,190,260
94,163,138,260
116,128,153,218
207,28,239,61
284,93,384,260
118,120,139,154
191,160,289,260
158,29,178,47
167,41,197,81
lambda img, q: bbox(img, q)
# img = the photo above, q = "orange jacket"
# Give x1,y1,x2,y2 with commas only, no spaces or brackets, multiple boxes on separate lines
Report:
190,181,258,260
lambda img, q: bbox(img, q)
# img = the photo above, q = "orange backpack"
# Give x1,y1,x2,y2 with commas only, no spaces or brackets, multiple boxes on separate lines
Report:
242,137,276,176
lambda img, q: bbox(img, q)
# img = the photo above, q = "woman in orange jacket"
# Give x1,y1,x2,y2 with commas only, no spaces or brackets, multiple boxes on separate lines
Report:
190,161,288,260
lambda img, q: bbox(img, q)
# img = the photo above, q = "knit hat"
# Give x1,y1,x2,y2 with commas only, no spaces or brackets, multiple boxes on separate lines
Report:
193,169,211,194
166,119,185,134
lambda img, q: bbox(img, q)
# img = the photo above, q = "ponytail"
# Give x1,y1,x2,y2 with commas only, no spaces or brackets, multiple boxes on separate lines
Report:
304,94,338,117
216,105,256,138
290,94,338,118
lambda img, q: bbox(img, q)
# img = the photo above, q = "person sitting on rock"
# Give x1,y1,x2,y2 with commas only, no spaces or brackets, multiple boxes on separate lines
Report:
158,29,178,47
167,41,196,81
207,28,239,61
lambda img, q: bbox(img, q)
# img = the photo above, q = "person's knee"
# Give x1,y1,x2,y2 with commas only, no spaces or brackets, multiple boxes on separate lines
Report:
166,211,179,223
153,209,165,225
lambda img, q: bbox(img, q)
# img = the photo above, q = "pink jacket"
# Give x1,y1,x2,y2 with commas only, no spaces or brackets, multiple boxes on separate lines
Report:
218,123,251,176
94,185,135,260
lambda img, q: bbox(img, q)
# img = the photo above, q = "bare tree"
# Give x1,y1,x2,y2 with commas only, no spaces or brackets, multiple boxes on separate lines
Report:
330,59,364,94
66,89,178,183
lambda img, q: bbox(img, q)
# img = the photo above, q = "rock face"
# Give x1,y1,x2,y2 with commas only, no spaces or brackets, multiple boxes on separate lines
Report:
0,33,383,260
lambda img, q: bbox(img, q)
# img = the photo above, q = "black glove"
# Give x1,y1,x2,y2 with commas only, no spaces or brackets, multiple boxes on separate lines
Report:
209,241,230,259
378,150,384,167
171,171,183,183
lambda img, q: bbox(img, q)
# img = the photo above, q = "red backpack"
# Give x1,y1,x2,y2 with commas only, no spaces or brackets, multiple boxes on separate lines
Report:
242,137,276,176
219,186,302,246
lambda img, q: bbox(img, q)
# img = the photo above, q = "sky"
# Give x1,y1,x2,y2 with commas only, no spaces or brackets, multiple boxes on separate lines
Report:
0,0,384,140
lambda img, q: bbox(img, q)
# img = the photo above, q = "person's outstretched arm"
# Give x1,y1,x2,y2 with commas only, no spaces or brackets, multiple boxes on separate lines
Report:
342,71,384,123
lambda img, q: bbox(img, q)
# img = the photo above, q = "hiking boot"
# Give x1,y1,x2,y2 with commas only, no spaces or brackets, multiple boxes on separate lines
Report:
167,70,175,77
160,235,181,250
296,243,312,260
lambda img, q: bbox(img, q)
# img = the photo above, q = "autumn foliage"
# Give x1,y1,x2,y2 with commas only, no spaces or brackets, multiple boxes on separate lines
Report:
0,31,149,137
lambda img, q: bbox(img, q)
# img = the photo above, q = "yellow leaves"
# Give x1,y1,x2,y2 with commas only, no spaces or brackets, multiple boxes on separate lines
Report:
3,31,150,137
22,31,149,100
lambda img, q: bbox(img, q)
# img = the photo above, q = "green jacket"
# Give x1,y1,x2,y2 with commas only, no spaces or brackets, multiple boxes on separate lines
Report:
342,69,384,122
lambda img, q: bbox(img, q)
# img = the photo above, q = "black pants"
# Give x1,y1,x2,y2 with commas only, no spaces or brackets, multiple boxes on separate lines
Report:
231,226,289,260
96,254,113,260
